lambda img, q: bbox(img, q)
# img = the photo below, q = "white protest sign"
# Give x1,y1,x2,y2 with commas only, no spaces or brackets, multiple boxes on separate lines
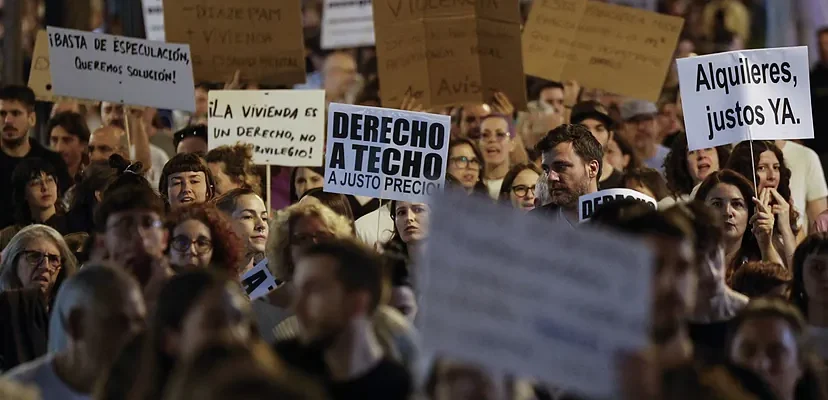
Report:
677,46,813,151
324,103,450,203
321,0,375,49
208,90,325,166
46,26,195,112
142,0,165,42
241,258,279,300
420,189,653,398
579,188,657,222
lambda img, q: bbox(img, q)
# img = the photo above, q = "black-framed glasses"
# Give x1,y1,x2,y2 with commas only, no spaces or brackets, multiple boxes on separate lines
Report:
21,250,61,269
449,156,480,169
291,231,333,247
171,235,213,253
511,185,536,198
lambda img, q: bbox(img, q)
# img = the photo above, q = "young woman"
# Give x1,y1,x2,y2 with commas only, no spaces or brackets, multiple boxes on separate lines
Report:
498,163,542,211
605,134,641,173
159,153,216,211
446,138,488,196
664,131,730,201
390,200,430,260
165,204,244,276
205,144,262,196
792,233,828,360
215,188,269,273
288,167,324,204
477,114,515,199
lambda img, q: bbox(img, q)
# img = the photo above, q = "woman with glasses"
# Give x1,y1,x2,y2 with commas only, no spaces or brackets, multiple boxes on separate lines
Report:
499,163,542,212
477,114,516,199
446,138,488,196
0,224,78,370
165,204,244,276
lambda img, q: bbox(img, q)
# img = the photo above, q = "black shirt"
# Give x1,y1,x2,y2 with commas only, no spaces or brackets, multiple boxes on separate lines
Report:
599,168,624,190
688,320,731,365
808,63,828,155
0,138,71,230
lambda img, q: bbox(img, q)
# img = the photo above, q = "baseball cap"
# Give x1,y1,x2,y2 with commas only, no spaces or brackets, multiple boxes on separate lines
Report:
570,101,615,129
620,100,658,121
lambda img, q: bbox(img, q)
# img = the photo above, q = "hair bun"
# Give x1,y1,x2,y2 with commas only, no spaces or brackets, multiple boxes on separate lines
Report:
109,154,143,175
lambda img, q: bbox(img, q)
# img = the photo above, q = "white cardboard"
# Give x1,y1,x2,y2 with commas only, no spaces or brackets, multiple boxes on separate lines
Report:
142,0,165,42
208,90,325,166
46,26,195,112
321,0,375,49
241,258,279,300
579,188,658,222
420,189,653,398
677,46,813,151
324,103,450,203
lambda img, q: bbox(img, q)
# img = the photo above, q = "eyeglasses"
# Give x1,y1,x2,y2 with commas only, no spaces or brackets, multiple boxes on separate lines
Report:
171,235,213,253
107,215,164,236
512,185,536,198
449,156,480,170
21,250,61,269
291,231,334,247
478,131,510,142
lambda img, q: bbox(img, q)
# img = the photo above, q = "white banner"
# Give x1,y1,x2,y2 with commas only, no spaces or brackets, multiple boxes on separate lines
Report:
579,188,657,222
421,189,653,399
321,0,375,49
208,90,325,166
677,46,813,151
46,26,195,112
324,103,450,203
142,0,165,42
241,258,279,300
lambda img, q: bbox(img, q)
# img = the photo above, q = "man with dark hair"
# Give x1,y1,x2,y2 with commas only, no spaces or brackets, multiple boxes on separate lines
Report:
533,124,602,225
571,101,623,189
47,111,90,183
276,238,412,400
173,124,209,155
533,80,565,114
0,85,71,230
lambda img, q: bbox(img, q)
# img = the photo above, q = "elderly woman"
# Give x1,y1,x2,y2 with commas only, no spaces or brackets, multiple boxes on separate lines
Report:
0,225,78,371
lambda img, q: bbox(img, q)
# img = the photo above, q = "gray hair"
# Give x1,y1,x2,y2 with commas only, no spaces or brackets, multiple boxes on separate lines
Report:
48,263,140,353
0,224,78,292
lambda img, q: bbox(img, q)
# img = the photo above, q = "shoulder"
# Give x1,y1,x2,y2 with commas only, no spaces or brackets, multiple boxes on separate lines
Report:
3,355,52,383
531,203,559,216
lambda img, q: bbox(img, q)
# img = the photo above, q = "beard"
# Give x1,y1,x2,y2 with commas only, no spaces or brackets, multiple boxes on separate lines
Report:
548,178,590,208
1,132,26,149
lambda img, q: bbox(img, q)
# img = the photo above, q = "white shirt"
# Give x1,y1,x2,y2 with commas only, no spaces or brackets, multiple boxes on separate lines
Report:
3,354,90,400
781,141,828,230
484,178,504,200
355,203,395,250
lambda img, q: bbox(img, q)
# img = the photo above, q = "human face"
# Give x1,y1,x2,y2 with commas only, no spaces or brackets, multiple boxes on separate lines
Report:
15,238,62,294
478,117,513,168
756,150,781,191
101,101,126,129
696,246,727,300
394,202,430,243
605,138,628,171
323,54,357,98
580,118,610,149
194,87,209,117
649,235,696,343
25,172,58,212
802,252,828,304
539,87,565,114
730,316,803,400
391,286,418,323
230,194,269,254
542,142,597,209
0,99,35,147
208,162,241,196
88,127,124,162
447,144,481,190
687,148,719,184
177,137,209,155
704,183,749,243
83,285,146,372
290,216,334,266
103,210,168,267
510,169,539,211
167,171,209,210
178,285,252,358
294,254,361,349
294,168,324,199
50,126,85,170
460,104,491,138
621,115,658,152
169,219,213,270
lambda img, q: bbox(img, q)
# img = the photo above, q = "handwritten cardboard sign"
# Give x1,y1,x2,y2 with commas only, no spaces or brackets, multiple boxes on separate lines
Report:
143,0,165,41
46,27,195,111
523,0,683,102
322,0,375,49
677,47,814,151
208,90,325,166
373,0,527,110
579,188,657,222
324,103,451,202
420,188,653,398
163,0,306,86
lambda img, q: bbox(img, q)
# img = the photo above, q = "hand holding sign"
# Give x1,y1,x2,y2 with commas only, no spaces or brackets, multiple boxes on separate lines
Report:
751,188,776,248
491,91,515,116
579,189,657,222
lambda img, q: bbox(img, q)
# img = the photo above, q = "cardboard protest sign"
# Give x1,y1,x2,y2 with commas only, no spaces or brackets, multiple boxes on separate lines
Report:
372,0,527,110
163,0,306,86
208,90,325,166
677,47,814,151
241,258,279,300
29,30,69,103
610,0,655,10
324,103,450,202
523,0,683,102
46,27,195,112
421,188,653,398
142,0,165,41
579,188,657,222
321,0,375,49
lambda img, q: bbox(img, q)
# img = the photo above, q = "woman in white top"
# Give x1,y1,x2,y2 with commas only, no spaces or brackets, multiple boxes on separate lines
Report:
477,114,515,200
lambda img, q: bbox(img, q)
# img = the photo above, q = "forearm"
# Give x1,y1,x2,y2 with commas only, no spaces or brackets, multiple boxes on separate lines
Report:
131,118,152,171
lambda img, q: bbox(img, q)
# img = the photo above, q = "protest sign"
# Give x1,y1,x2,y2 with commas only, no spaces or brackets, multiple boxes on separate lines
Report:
523,0,682,102
208,90,325,166
46,27,195,112
677,47,814,151
241,258,279,300
579,188,657,222
324,103,450,202
609,0,656,10
372,0,527,110
321,0,375,49
163,0,306,86
142,0,165,41
29,30,68,103
421,188,653,398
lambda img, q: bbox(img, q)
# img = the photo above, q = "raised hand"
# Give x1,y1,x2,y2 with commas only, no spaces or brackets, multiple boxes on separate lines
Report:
491,91,514,116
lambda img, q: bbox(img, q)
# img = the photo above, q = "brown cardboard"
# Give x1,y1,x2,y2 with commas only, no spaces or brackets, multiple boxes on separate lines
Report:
374,0,527,110
163,0,307,86
523,0,683,101
28,30,96,104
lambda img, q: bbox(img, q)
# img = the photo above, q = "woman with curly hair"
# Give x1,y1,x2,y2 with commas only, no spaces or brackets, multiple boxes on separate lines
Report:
205,144,262,196
165,204,245,276
664,131,730,202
